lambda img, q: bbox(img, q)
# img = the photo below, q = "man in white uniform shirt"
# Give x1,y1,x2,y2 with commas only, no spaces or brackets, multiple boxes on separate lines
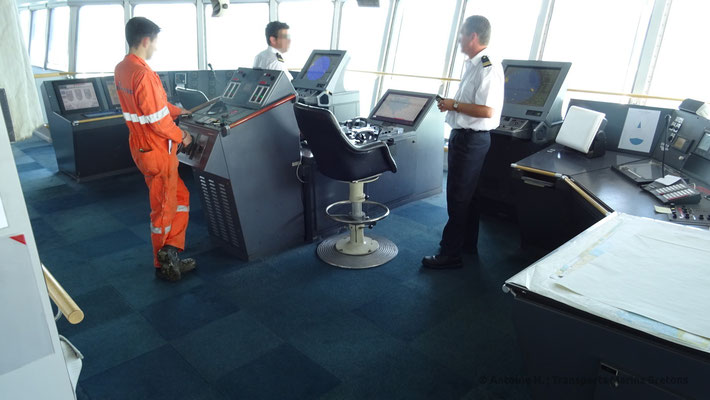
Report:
422,15,504,269
253,21,293,80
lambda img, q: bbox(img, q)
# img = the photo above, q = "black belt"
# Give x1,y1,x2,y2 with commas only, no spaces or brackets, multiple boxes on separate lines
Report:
453,128,489,134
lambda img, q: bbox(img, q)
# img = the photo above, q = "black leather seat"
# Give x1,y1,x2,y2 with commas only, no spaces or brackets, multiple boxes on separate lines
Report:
176,86,209,110
293,102,398,268
293,102,397,182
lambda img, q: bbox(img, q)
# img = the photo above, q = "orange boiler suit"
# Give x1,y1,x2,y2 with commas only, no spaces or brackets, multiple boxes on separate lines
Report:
114,54,190,267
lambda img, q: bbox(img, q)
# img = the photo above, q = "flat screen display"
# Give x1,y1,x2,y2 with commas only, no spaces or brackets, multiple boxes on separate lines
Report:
370,92,432,126
292,51,347,91
301,54,340,83
104,78,121,108
56,82,100,112
504,66,561,107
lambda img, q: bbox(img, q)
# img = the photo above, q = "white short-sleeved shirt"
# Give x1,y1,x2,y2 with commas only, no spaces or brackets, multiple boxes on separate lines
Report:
253,46,294,80
445,51,504,131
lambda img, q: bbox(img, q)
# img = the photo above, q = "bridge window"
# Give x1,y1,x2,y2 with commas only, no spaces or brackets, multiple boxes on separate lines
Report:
278,0,335,70
380,0,458,97
338,0,391,112
649,1,710,102
29,8,47,67
133,3,198,71
76,4,125,73
543,0,654,94
448,0,544,99
47,7,70,71
204,2,269,70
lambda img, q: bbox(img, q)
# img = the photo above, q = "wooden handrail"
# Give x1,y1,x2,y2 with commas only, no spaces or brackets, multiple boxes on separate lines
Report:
72,114,124,125
42,264,84,324
561,176,612,217
511,163,611,217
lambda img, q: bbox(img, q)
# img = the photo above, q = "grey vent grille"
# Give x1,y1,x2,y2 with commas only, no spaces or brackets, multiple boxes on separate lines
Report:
197,172,244,252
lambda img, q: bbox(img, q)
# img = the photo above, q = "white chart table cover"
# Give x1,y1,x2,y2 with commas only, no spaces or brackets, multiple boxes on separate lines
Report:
506,212,710,353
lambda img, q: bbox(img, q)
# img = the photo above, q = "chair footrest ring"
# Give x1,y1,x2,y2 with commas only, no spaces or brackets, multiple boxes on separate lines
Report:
325,200,390,225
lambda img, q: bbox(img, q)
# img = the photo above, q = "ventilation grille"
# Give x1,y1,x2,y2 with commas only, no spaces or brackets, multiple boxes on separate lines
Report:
197,172,245,254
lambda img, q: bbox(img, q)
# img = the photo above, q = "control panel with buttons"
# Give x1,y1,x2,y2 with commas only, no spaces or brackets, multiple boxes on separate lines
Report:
667,205,710,227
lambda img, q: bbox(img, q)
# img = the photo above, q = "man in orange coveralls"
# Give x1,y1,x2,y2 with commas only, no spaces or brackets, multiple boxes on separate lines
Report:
115,17,197,282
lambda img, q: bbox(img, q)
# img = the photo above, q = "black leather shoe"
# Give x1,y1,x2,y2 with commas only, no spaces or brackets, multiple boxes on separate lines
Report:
421,254,463,269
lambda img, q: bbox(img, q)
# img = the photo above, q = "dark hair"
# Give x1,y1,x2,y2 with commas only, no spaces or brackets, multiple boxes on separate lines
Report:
125,17,161,48
461,15,491,46
265,21,289,46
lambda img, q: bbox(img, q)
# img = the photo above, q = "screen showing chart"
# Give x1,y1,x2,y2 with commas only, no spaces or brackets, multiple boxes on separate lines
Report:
306,55,332,81
370,92,431,126
504,66,561,107
57,82,100,112
292,50,347,91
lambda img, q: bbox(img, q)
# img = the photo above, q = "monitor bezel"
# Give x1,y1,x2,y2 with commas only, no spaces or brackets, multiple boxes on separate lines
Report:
368,89,436,127
52,78,103,115
501,60,571,121
292,49,347,91
101,76,121,109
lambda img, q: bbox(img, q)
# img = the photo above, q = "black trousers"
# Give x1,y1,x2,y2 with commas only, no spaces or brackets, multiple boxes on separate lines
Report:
439,128,491,257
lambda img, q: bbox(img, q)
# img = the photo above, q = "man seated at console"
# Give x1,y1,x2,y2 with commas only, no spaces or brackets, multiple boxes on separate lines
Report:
253,21,293,80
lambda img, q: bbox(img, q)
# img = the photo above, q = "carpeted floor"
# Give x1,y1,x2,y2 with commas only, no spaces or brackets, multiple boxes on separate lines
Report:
13,135,542,400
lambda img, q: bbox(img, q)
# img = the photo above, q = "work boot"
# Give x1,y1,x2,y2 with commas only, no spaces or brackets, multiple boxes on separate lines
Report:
156,246,197,282
179,257,197,273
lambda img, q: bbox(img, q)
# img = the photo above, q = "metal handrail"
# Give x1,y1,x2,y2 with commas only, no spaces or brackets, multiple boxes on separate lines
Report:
42,264,84,325
34,70,689,103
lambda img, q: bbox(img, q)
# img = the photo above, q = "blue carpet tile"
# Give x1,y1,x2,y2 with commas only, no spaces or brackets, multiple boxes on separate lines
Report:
13,136,534,399
81,345,212,400
215,344,341,400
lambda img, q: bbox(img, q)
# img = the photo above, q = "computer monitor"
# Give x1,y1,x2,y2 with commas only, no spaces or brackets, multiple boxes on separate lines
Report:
102,76,121,109
52,79,102,115
368,90,435,127
501,60,571,123
292,50,347,91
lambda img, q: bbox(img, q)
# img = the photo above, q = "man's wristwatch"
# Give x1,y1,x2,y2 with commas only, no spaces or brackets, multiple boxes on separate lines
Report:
453,101,459,111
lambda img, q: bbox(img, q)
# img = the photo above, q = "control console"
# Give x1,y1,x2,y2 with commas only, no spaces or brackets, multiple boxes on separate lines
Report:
496,116,532,138
178,67,294,170
339,118,407,144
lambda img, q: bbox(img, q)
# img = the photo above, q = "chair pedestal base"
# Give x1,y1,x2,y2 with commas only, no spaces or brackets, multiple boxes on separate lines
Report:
335,224,380,255
317,234,397,269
